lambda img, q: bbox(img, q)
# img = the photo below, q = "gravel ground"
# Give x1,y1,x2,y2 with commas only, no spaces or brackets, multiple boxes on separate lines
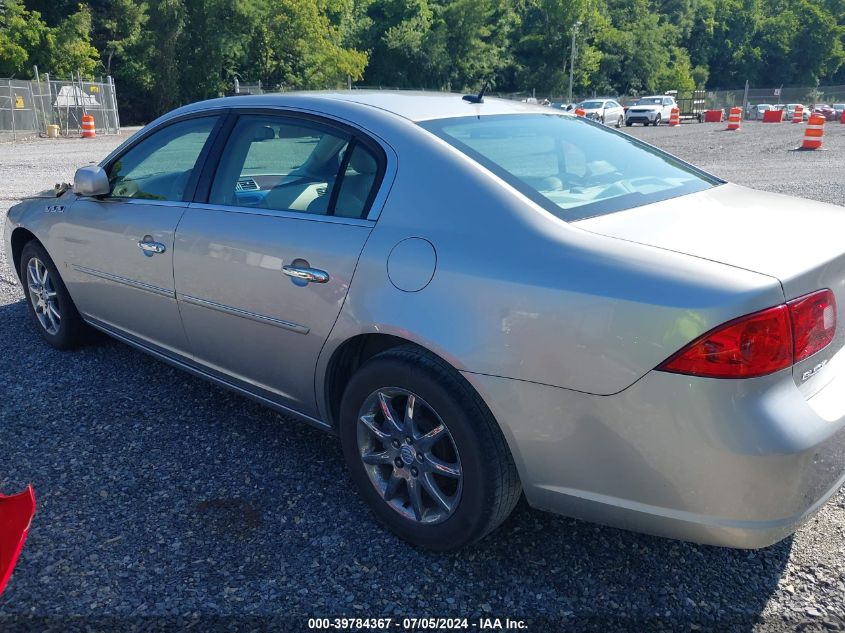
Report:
2,122,845,632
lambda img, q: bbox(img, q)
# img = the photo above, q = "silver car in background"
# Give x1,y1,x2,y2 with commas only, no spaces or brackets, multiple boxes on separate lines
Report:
5,92,845,550
576,98,626,127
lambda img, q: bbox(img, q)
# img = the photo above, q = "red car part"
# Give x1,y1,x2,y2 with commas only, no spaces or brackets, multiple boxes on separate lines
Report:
0,486,36,595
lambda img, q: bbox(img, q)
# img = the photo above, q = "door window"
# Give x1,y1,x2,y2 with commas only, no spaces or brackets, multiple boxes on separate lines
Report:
107,116,219,201
209,115,382,219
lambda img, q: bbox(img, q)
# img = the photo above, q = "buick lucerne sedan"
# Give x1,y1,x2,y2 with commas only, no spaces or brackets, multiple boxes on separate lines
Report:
6,92,845,550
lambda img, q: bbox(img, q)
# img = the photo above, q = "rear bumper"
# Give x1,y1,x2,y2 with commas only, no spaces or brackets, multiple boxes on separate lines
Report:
463,345,845,548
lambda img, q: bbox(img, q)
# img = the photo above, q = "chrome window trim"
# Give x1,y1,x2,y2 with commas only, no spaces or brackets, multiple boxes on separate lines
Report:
179,294,310,335
187,202,375,228
72,264,174,298
102,198,188,209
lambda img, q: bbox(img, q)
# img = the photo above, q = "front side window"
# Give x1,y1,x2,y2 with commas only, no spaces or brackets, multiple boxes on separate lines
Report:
209,115,382,219
420,114,720,222
107,116,219,201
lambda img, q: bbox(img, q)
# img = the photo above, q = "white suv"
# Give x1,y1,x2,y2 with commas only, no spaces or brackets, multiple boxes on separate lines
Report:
625,95,677,126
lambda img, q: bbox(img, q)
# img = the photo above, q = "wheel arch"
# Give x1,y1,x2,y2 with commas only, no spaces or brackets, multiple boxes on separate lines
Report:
321,333,482,432
10,227,38,281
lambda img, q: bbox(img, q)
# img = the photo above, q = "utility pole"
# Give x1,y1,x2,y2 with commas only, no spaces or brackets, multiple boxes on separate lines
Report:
568,21,582,104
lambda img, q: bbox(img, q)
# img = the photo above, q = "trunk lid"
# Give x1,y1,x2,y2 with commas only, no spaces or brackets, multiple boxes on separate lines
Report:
576,183,845,391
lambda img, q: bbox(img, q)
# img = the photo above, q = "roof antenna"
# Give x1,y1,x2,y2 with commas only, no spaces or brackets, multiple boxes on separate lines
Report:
462,79,491,104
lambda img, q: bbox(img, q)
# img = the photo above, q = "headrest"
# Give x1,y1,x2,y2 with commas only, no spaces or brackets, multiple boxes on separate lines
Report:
349,147,378,174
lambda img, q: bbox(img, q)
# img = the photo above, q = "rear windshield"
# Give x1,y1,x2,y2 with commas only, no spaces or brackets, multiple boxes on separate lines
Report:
420,114,720,222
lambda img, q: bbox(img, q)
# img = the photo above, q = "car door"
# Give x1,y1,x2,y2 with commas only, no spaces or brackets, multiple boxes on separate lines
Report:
58,115,223,354
174,112,387,417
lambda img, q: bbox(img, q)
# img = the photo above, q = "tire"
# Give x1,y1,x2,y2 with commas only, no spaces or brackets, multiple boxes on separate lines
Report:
653,115,661,127
625,121,633,127
20,240,89,350
339,345,521,550
616,115,624,128
644,121,650,127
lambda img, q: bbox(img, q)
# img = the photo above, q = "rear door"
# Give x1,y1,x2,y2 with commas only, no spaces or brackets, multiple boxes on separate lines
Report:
174,111,388,417
59,115,222,354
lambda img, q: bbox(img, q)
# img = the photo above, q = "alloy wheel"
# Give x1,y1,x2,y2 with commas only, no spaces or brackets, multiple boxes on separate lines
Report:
26,257,61,335
356,387,463,524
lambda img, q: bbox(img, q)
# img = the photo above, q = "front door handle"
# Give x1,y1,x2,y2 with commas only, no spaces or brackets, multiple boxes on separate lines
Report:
138,238,166,255
282,265,330,284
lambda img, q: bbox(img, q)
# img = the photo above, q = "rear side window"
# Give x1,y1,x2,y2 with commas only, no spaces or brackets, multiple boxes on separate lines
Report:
107,116,219,201
209,114,383,219
420,114,720,222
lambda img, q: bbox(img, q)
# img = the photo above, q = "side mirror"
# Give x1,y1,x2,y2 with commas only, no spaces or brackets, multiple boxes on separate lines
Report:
73,165,110,197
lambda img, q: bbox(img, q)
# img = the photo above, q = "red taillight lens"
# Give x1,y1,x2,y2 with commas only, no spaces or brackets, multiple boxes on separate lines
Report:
789,289,837,361
657,305,793,379
657,289,838,379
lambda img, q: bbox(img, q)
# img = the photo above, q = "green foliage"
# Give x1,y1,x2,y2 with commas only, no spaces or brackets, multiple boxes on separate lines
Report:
3,0,844,121
0,0,47,76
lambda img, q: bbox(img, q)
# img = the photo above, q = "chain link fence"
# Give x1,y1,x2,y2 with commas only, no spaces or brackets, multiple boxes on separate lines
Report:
0,74,120,142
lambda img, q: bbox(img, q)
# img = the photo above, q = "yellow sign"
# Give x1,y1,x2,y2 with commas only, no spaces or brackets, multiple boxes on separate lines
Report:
89,85,100,93
14,95,24,109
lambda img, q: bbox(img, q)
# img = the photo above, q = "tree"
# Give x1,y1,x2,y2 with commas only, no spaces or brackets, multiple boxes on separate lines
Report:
0,0,48,76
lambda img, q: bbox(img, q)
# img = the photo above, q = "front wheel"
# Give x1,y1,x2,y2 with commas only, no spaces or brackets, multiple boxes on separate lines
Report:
616,115,624,128
20,240,89,349
653,115,661,127
339,345,521,550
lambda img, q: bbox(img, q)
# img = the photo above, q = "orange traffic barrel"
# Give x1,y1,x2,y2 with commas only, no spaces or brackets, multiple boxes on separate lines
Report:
841,109,845,124
792,105,803,123
801,113,825,150
726,107,742,131
669,107,680,126
81,114,96,138
575,108,585,117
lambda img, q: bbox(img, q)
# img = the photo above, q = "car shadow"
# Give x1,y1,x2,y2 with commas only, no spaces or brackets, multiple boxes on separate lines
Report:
0,296,794,630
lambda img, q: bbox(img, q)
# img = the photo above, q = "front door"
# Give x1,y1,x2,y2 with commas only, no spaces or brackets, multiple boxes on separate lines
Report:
58,115,221,354
174,113,386,416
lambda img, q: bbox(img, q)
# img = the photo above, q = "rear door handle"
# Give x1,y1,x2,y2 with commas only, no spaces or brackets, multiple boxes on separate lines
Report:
282,265,330,284
138,238,166,255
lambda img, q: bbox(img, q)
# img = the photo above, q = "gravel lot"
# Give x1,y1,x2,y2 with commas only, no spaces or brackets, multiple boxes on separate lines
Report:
2,121,845,632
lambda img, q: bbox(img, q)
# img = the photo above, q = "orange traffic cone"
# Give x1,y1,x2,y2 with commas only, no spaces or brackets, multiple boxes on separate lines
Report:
801,113,825,150
792,105,803,123
575,108,585,117
668,107,680,127
81,114,96,139
726,107,742,131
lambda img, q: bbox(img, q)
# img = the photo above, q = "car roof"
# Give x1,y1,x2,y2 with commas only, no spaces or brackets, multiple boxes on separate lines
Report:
178,90,553,123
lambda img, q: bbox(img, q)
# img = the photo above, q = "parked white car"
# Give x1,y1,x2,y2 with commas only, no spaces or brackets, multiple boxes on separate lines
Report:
576,99,626,127
625,95,677,126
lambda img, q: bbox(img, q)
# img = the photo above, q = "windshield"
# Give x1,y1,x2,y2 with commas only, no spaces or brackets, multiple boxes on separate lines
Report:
636,98,663,105
420,114,720,222
579,101,604,109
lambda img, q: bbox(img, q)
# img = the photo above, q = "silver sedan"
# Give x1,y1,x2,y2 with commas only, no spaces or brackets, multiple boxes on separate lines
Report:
5,92,845,550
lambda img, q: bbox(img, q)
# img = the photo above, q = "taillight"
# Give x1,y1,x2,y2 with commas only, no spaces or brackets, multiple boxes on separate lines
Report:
657,289,837,379
657,305,793,378
789,289,837,361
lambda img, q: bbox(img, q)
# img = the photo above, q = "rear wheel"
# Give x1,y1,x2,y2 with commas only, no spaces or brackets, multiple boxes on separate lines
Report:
616,115,624,128
20,241,89,350
339,345,521,550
